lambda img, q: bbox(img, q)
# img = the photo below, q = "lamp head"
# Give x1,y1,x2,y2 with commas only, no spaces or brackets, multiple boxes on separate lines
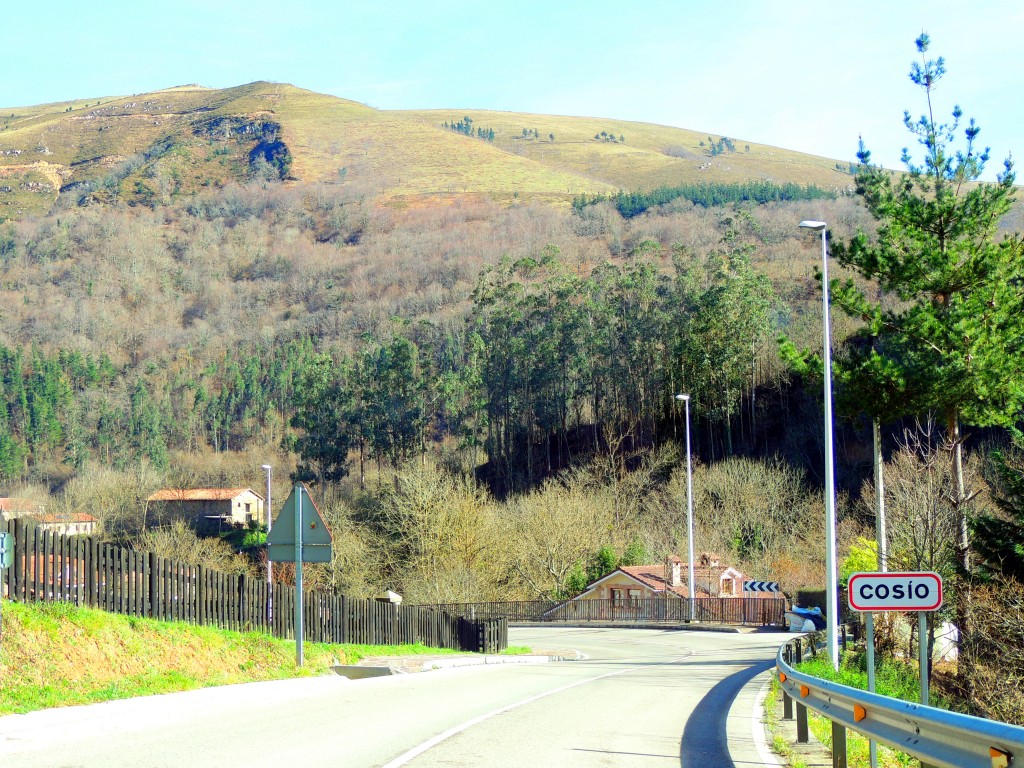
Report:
799,220,827,231
261,464,272,472
675,393,690,402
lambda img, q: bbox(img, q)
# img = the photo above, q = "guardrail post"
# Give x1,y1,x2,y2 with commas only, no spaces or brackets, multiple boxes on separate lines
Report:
831,721,847,768
796,698,809,744
792,639,811,742
783,643,794,720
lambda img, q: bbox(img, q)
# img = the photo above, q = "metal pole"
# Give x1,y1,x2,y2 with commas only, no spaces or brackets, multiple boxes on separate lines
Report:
262,464,272,624
873,420,887,573
295,484,304,667
919,612,929,705
803,220,840,670
683,394,695,622
866,612,878,768
821,225,839,670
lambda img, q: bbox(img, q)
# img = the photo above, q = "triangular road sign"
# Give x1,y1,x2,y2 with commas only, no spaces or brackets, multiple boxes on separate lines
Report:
267,483,333,562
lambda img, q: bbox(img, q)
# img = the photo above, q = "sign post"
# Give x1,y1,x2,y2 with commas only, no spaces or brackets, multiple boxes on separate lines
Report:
849,571,942,768
266,484,332,667
848,571,943,705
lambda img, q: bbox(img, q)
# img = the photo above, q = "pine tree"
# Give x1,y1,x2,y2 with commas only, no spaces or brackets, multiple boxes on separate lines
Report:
971,450,1024,582
829,34,1023,571
827,34,1023,701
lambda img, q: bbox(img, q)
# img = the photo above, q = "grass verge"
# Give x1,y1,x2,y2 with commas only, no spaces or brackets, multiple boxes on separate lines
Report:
0,601,459,716
763,649,943,768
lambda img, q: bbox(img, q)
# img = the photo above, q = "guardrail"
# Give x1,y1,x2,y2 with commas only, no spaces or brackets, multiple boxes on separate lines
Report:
776,636,1024,768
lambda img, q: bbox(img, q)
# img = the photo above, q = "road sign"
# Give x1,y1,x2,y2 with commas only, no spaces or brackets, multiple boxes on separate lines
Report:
742,580,780,593
267,484,332,563
266,483,333,667
848,571,943,612
0,532,11,569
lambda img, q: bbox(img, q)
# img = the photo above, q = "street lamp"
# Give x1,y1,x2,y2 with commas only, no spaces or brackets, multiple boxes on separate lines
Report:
800,220,840,670
261,464,273,621
675,393,695,621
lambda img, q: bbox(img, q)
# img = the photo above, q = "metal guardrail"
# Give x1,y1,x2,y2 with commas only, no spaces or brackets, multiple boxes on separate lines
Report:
776,639,1024,768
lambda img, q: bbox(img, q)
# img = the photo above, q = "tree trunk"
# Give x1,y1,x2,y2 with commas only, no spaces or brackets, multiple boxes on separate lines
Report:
947,407,974,706
947,409,969,571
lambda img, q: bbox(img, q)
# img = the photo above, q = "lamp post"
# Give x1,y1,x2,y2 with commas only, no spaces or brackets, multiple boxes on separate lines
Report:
800,220,840,670
675,393,695,621
261,463,273,623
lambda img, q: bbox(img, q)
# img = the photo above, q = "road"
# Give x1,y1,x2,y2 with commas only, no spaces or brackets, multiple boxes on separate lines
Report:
0,626,790,767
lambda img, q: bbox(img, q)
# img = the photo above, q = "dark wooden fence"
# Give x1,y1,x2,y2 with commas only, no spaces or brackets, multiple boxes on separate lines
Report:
0,518,505,653
429,596,787,627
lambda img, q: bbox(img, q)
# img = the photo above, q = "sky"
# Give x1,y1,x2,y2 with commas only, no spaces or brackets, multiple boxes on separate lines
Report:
5,0,1022,180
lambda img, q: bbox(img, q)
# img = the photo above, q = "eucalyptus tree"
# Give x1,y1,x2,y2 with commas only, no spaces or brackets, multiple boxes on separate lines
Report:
290,351,357,485
675,244,775,457
359,332,428,471
469,249,592,489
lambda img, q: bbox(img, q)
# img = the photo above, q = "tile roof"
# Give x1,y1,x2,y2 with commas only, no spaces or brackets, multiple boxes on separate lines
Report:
0,497,43,512
618,564,721,599
33,512,98,524
147,488,261,502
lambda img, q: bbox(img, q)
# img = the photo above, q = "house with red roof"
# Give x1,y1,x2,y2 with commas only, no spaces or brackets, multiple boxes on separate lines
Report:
573,553,751,604
146,487,265,532
1,497,99,535
32,511,99,536
0,497,45,522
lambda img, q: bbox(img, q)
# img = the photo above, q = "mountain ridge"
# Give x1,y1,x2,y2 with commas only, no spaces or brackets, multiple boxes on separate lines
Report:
0,81,853,219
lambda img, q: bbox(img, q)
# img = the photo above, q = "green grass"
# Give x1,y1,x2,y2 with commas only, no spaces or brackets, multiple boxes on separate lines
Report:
500,645,533,655
785,650,947,768
0,600,463,716
806,709,915,768
796,650,951,708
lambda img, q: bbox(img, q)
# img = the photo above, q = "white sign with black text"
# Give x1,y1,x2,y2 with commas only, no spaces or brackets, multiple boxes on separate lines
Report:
847,571,943,613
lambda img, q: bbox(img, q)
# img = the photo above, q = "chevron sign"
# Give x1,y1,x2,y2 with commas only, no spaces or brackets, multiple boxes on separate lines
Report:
742,580,780,593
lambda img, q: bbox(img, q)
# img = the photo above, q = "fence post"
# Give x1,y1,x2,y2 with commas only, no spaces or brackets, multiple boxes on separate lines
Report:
148,551,158,618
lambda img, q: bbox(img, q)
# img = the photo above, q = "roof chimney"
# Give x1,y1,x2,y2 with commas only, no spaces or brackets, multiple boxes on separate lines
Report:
667,555,683,588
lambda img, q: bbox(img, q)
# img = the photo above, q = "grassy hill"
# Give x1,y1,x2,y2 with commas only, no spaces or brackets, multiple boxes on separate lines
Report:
0,600,454,715
0,81,853,218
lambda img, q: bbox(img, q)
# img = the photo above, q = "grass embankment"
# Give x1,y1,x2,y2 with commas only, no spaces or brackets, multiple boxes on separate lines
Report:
0,601,457,715
764,651,947,768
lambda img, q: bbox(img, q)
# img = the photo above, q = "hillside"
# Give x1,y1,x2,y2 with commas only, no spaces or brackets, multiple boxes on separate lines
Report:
0,82,853,218
0,600,453,715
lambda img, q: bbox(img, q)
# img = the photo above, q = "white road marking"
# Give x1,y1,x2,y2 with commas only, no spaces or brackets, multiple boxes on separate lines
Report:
753,677,783,766
380,653,692,767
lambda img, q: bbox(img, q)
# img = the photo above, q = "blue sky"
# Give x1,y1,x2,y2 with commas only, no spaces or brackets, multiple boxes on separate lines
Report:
5,0,1021,179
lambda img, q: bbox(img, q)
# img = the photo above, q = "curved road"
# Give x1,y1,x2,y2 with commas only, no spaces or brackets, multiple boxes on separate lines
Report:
0,627,791,767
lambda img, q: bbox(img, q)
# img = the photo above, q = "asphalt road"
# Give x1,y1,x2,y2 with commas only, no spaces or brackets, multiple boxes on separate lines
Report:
0,626,791,767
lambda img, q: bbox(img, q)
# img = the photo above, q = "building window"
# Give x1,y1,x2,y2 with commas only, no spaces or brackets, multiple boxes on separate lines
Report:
610,588,624,604
722,578,733,595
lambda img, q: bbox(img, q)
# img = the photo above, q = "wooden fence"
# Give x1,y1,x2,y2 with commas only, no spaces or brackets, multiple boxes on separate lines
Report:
0,518,505,653
429,596,787,627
